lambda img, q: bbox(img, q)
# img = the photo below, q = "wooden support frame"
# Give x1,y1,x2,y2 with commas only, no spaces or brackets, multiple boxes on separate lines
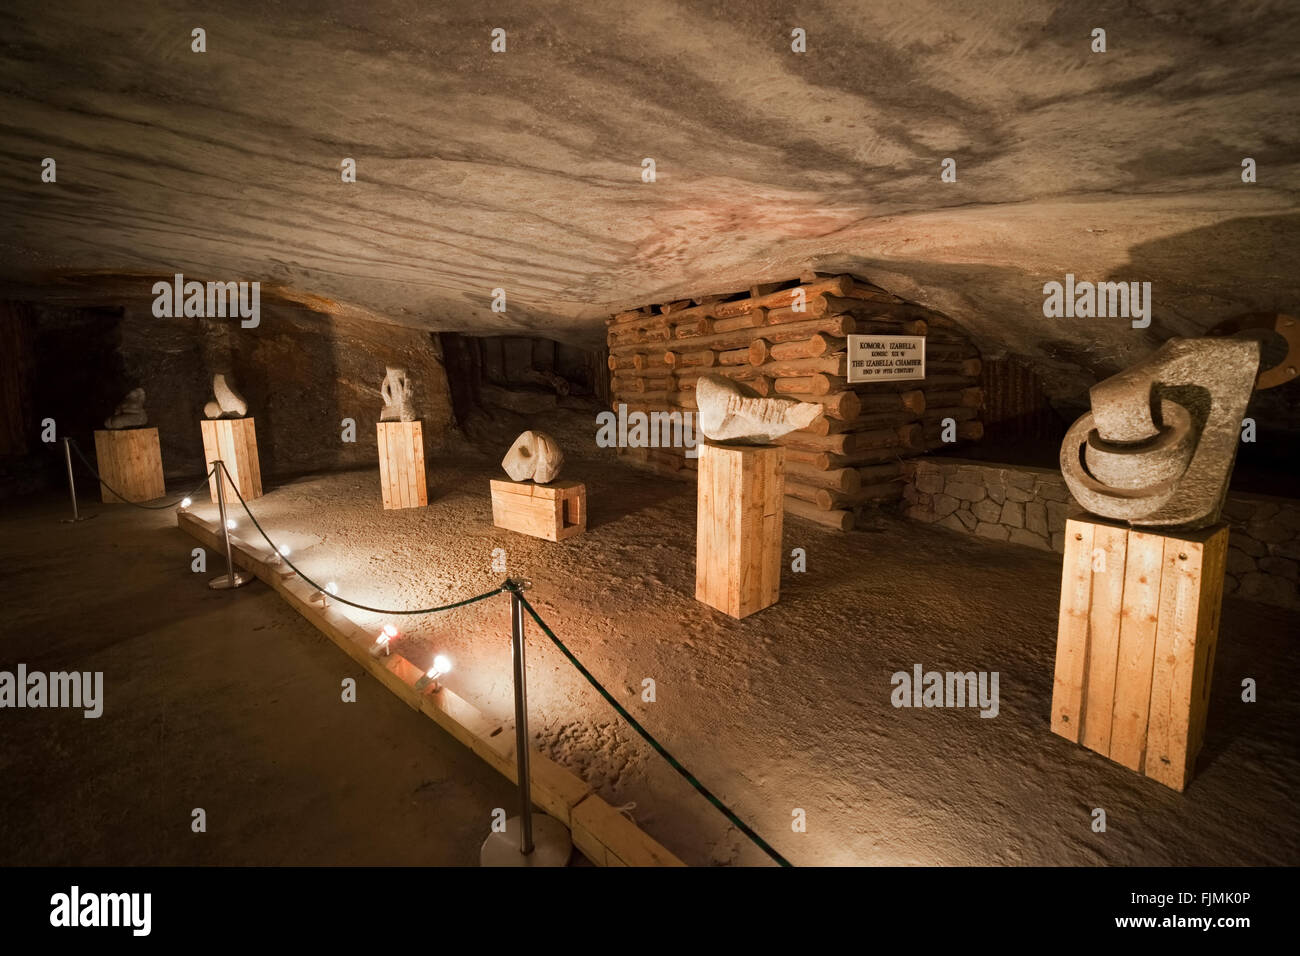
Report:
200,417,262,502
1051,516,1229,791
175,509,683,866
92,427,165,503
490,479,586,541
376,420,428,510
695,442,784,619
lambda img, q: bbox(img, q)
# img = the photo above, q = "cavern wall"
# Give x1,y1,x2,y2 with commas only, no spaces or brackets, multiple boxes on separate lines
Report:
11,300,456,489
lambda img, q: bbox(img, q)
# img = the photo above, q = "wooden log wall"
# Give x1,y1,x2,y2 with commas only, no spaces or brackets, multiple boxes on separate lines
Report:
605,274,985,531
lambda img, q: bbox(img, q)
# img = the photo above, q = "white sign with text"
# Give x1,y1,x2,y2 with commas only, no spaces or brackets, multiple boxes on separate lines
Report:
847,335,926,382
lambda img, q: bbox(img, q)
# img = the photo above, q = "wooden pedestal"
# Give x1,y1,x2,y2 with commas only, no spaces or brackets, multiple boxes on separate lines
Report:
200,417,263,503
1051,516,1229,791
490,479,586,541
695,442,784,619
92,427,165,503
376,420,428,510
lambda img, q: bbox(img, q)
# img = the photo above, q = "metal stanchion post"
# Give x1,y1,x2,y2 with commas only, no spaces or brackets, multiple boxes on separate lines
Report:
480,580,572,867
208,460,252,590
59,438,96,523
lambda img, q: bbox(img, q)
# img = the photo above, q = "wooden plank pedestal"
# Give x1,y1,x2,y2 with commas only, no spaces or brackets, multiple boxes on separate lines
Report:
695,442,784,619
376,420,428,510
200,417,263,502
1050,516,1229,791
490,479,586,541
92,427,165,503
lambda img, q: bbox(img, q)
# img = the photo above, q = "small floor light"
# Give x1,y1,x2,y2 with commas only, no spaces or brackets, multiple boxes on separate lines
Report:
416,653,452,692
268,543,294,578
179,497,192,512
225,518,237,531
370,624,398,658
314,581,338,608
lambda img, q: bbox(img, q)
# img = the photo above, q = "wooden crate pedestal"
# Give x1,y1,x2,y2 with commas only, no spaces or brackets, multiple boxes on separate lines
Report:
200,417,263,502
490,479,586,541
92,427,165,503
1050,516,1229,791
376,420,428,510
695,442,783,619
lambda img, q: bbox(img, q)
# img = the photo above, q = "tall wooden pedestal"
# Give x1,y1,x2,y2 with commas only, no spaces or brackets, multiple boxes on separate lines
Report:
200,417,263,503
490,478,586,541
695,442,784,619
92,427,165,503
377,420,428,510
1051,516,1229,791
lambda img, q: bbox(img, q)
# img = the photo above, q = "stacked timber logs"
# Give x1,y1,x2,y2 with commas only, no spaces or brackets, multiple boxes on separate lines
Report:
606,275,984,531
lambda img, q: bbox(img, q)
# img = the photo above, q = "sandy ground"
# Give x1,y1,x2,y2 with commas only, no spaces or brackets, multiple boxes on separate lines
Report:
159,404,1300,867
0,490,524,865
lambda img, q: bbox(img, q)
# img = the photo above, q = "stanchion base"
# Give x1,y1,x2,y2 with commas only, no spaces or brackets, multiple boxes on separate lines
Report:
208,571,254,589
480,814,572,867
60,514,98,524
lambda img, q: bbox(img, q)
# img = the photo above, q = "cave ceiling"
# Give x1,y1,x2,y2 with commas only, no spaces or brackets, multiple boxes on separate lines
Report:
1,0,1298,402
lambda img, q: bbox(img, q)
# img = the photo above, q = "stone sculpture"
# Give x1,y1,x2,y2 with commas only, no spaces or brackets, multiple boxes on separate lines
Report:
379,366,415,422
695,374,820,445
104,388,147,429
203,373,248,419
502,430,564,483
1059,337,1261,530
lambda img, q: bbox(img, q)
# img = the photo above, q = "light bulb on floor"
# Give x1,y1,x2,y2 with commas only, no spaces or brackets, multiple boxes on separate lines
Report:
418,653,452,691
278,544,290,557
226,518,237,530
180,497,192,509
370,624,398,657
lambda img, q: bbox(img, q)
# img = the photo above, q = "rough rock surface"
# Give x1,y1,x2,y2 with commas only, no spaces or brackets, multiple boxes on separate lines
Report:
904,457,1300,610
2,1,1298,410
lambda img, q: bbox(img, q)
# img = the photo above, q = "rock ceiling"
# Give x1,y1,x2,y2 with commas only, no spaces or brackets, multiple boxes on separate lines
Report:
1,0,1297,402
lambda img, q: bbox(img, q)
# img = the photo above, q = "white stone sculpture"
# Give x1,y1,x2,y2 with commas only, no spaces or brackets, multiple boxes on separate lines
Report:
104,387,147,429
379,366,415,422
695,374,820,444
203,373,248,419
502,430,564,483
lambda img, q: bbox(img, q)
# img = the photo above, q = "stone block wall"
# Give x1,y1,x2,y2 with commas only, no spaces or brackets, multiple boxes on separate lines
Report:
902,457,1300,611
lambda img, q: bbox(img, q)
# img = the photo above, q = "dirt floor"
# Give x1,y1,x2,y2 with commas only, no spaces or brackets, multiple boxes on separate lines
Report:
0,489,523,865
5,403,1299,866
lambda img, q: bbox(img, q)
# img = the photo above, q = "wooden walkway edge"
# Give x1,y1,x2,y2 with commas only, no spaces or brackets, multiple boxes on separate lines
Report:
177,510,685,867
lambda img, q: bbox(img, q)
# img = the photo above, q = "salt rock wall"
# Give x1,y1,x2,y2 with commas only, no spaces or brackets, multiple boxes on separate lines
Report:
26,300,455,484
903,458,1300,611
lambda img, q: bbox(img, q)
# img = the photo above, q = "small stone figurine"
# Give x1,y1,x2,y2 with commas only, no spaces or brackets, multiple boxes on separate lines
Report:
105,388,148,429
203,373,248,419
379,367,415,422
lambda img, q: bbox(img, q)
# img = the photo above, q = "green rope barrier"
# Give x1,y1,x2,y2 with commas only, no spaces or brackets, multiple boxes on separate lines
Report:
510,583,793,868
219,462,505,616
